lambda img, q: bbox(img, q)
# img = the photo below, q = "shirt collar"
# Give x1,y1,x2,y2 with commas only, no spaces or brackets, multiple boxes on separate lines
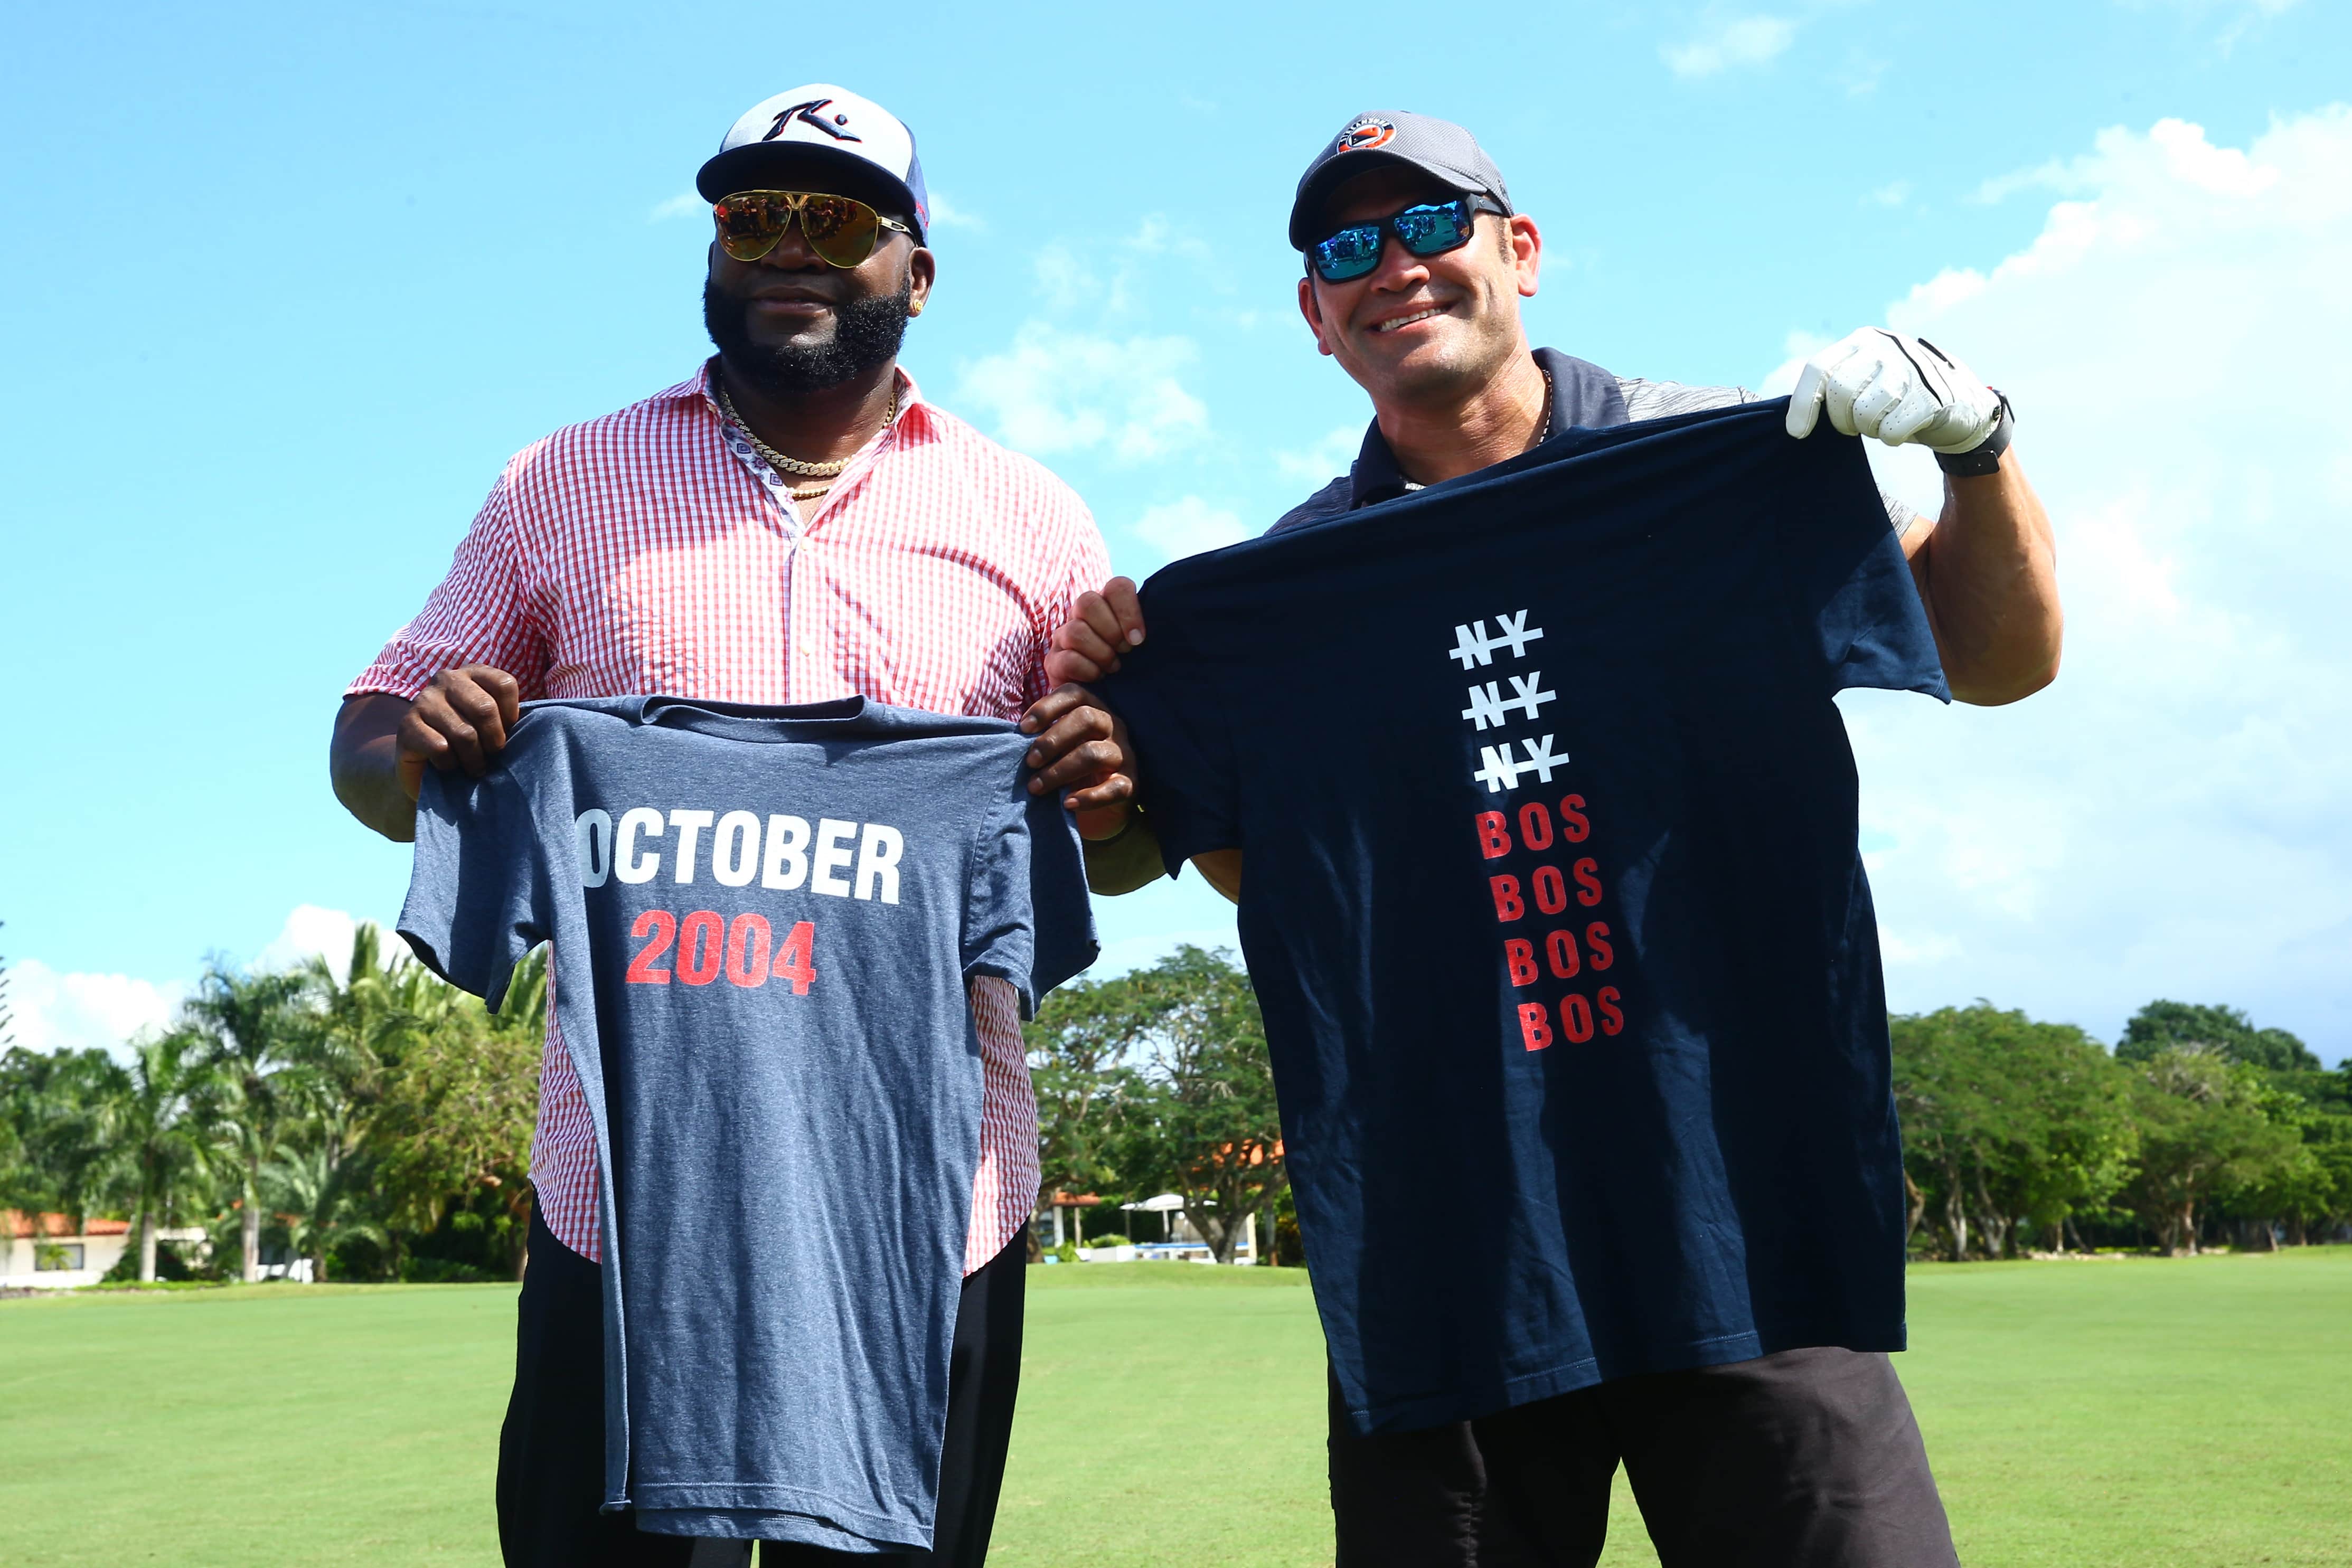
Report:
669,358,929,429
1345,346,1612,508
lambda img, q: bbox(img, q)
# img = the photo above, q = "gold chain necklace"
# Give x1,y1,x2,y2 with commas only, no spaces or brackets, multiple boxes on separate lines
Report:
713,377,899,491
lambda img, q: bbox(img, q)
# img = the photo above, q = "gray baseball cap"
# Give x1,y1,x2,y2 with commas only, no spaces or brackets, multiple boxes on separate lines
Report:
1288,110,1513,251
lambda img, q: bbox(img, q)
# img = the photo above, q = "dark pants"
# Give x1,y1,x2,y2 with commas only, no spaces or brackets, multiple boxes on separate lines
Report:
1329,1348,1960,1568
497,1206,1026,1566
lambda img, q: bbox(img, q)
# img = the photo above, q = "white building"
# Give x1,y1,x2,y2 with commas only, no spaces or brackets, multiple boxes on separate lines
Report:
2,1211,131,1289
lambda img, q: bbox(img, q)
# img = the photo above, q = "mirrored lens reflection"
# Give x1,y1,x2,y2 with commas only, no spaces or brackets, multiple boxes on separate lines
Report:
1316,226,1385,280
716,196,788,260
800,198,879,265
712,192,883,267
1395,202,1472,254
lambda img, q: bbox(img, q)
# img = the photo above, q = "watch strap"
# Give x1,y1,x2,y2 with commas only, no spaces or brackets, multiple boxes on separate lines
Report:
1935,391,2014,477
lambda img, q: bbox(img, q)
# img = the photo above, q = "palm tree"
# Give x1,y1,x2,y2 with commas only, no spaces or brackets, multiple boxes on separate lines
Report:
369,948,545,1279
3,1047,133,1238
266,1106,388,1283
299,924,411,1107
184,965,316,1282
117,1027,230,1281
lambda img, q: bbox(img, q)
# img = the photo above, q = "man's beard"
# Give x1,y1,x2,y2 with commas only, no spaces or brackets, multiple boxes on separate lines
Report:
702,276,913,398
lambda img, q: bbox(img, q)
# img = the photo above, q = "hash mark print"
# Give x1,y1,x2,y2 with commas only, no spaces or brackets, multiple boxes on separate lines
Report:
1472,734,1569,793
1461,672,1557,731
1448,610,1546,669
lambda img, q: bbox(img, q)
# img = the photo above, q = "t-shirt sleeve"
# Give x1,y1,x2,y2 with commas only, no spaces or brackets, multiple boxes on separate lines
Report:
348,464,551,700
398,763,553,1013
1783,422,1951,703
1094,621,1244,877
962,788,1099,1017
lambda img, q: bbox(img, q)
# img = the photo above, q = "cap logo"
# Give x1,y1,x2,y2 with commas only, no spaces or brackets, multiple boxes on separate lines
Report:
1337,117,1395,154
763,98,863,144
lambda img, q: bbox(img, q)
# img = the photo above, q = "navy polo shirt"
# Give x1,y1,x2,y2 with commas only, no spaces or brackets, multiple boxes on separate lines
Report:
1098,398,1946,1434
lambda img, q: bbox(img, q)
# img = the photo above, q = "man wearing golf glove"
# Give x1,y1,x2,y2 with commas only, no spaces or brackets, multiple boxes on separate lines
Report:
1787,326,2015,470
1023,109,2062,1567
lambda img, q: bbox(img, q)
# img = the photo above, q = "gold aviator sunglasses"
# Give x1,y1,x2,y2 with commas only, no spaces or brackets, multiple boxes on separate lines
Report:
712,190,914,268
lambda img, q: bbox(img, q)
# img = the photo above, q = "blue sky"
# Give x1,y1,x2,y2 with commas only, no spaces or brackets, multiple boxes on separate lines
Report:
4,1,2347,1063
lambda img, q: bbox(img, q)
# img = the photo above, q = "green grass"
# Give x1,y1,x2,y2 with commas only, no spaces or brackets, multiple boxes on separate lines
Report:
0,1282,515,1563
1898,1252,2352,1568
3,1252,2347,1565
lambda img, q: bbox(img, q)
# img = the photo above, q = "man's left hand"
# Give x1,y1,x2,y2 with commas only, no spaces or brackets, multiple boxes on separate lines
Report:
1786,327,2003,455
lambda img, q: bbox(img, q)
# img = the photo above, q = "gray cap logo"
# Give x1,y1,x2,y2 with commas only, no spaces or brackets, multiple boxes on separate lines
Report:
1337,116,1396,154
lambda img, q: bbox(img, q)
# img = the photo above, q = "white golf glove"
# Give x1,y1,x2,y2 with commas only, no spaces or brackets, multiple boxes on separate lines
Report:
1785,327,2006,457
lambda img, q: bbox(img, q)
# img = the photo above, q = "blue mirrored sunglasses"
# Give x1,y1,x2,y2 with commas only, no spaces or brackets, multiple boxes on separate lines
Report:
1307,195,1506,282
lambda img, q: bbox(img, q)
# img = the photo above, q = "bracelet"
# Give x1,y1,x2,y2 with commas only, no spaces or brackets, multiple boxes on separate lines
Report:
1935,391,2014,478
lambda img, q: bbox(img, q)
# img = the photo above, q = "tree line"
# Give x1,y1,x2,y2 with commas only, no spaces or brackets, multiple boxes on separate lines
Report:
1893,1000,2351,1258
2,928,541,1283
1026,946,1288,1264
1031,973,2352,1267
6,927,2344,1282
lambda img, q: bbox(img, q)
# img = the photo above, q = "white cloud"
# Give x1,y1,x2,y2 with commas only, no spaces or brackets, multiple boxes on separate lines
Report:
1975,116,2281,205
2118,0,2305,52
6,906,382,1061
1879,929,1962,967
1837,50,1889,98
1865,179,1912,208
1808,106,2352,1058
1662,14,1796,78
1133,496,1249,563
1124,215,1213,263
954,323,1208,461
7,960,183,1059
1759,327,1832,395
253,905,365,975
648,192,705,222
1275,426,1362,485
926,192,984,232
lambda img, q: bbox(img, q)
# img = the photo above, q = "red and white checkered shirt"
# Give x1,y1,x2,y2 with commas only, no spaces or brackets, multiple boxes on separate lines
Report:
351,361,1107,1273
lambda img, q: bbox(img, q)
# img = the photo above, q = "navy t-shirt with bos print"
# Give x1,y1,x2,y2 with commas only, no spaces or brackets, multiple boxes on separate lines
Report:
1097,400,1947,1436
397,695,1095,1550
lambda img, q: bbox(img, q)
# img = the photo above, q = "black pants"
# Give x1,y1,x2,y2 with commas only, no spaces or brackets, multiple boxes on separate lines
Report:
497,1206,1026,1566
1329,1348,1960,1568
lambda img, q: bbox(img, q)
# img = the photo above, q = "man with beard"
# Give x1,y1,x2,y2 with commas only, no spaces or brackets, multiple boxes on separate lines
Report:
330,85,1111,1567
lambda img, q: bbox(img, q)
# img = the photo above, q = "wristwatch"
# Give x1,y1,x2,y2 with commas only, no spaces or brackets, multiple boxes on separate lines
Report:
1935,391,2014,478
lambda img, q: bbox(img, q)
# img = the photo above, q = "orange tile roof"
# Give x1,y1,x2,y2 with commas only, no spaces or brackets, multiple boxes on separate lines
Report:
4,1211,131,1240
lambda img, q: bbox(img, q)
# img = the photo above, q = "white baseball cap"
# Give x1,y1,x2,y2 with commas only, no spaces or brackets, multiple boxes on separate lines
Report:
695,84,932,243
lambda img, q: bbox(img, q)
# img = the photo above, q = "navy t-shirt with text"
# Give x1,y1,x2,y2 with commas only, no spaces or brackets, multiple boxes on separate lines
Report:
398,695,1096,1549
1098,400,1947,1435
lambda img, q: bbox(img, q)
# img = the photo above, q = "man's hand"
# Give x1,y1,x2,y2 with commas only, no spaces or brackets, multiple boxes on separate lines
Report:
1021,684,1136,831
1046,577,1147,686
1786,327,2003,455
394,665,523,800
1021,682,1169,896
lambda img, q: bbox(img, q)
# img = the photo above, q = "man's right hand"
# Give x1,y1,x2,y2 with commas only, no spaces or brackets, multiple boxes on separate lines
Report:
395,665,523,800
1046,577,1147,685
